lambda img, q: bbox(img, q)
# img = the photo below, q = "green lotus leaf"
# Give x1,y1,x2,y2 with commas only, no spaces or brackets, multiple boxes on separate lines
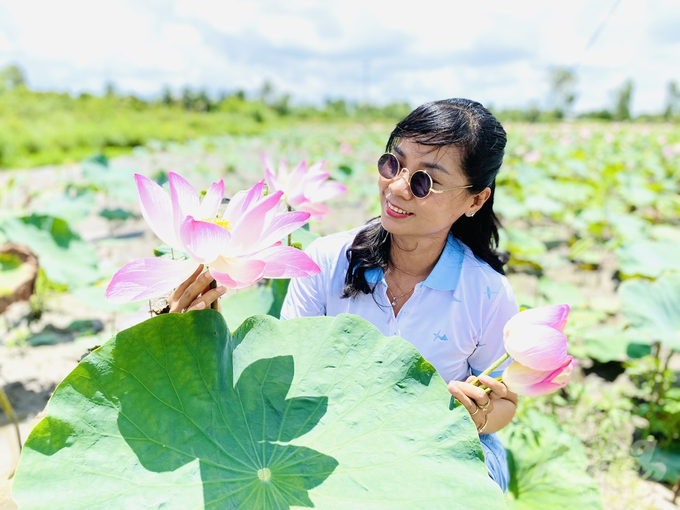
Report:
634,440,680,484
0,214,99,287
501,228,547,269
499,410,602,509
617,241,680,278
537,277,586,308
619,273,680,351
13,311,505,509
579,325,651,363
222,286,275,330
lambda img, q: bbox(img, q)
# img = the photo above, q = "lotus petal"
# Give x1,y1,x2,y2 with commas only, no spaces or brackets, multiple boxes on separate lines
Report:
504,324,568,371
297,202,330,222
135,174,180,249
105,257,199,303
229,190,284,250
313,180,348,203
169,172,200,221
263,159,344,221
255,211,312,251
505,304,570,333
502,356,577,397
223,181,266,221
210,257,266,289
256,245,321,278
179,216,231,265
195,180,225,221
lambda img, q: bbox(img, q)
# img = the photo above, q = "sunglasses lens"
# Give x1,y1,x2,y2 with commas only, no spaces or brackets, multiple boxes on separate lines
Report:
378,153,399,179
410,171,431,198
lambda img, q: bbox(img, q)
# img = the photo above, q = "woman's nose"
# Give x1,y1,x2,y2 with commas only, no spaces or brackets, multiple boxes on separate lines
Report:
389,167,412,197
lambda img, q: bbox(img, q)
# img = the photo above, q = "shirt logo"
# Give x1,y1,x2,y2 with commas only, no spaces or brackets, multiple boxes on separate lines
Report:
485,286,499,300
433,330,449,342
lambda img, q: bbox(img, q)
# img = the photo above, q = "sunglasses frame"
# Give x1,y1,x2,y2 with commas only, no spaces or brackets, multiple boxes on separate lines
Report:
377,153,473,199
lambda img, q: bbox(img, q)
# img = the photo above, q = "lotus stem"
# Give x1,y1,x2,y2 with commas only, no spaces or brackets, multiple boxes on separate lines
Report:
470,353,510,387
287,205,293,246
209,279,218,310
449,354,508,409
0,386,21,453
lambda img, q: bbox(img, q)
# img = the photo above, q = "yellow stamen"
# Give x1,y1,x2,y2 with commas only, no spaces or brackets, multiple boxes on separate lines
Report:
200,218,230,230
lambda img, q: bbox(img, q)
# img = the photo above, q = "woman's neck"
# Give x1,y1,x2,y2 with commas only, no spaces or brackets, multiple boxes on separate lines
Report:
388,232,448,279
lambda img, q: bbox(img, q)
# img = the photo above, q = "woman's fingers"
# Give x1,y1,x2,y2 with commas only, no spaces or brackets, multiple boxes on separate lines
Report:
448,380,494,416
170,264,203,303
478,375,508,401
186,285,227,311
447,382,475,412
170,269,215,312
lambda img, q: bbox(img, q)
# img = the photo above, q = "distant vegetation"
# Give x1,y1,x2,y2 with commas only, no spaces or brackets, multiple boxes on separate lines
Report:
0,64,678,169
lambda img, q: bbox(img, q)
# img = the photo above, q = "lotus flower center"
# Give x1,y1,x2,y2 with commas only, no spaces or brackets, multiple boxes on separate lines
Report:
200,218,230,230
257,467,272,482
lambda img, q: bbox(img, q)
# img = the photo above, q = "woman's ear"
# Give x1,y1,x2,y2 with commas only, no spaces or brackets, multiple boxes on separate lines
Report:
471,187,492,211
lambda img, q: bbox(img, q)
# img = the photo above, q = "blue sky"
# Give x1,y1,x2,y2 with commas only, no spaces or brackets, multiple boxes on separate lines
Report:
0,0,679,114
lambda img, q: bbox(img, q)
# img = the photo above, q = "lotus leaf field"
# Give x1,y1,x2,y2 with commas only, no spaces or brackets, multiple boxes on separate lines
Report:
1,121,679,509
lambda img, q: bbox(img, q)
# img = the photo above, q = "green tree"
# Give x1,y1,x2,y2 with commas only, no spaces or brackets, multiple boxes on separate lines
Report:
104,81,116,97
613,79,634,121
547,67,578,118
181,86,195,111
259,79,275,105
160,85,174,106
663,80,680,121
0,64,26,90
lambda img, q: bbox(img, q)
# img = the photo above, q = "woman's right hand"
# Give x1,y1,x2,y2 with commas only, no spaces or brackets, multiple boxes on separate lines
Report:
168,265,226,313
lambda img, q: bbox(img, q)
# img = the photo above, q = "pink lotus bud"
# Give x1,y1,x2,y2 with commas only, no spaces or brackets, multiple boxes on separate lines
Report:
502,356,577,397
503,305,570,371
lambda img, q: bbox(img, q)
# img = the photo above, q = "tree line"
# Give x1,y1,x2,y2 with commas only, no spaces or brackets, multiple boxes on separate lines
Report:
1,64,678,123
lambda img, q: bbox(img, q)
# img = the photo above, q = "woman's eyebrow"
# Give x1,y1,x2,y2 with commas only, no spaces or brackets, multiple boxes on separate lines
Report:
423,161,449,174
393,145,450,174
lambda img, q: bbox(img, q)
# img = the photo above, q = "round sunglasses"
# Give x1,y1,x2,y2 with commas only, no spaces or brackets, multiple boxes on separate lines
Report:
377,153,473,199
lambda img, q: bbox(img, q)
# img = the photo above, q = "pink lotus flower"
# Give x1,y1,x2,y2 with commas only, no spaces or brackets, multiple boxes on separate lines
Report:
263,156,347,221
502,356,577,397
105,173,320,303
503,304,570,371
451,304,574,409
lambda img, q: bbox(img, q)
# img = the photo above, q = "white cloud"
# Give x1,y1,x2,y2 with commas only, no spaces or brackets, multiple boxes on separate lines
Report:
0,0,678,113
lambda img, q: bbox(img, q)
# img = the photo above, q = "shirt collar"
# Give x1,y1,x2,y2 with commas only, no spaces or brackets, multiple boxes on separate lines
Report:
422,234,465,291
363,233,465,291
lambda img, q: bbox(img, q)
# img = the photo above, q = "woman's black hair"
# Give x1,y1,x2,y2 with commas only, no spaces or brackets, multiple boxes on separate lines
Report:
343,98,507,299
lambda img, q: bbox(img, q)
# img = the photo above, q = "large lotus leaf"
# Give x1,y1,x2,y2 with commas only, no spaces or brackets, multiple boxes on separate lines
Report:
501,228,547,268
81,157,139,203
33,189,97,225
617,240,680,278
575,325,651,363
499,410,602,510
13,312,506,509
221,286,275,330
0,214,100,287
619,274,680,351
537,277,586,308
634,440,680,484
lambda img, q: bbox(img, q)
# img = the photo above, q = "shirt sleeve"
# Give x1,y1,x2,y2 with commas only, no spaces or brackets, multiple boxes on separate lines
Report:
467,278,519,379
279,240,328,320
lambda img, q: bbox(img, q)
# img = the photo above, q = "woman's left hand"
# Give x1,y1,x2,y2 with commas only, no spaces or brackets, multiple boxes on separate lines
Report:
447,374,508,431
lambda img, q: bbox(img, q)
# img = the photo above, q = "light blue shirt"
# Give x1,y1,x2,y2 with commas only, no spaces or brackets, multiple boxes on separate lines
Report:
281,228,519,383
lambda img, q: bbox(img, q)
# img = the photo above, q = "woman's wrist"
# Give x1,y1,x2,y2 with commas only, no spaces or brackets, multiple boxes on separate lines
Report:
477,397,516,435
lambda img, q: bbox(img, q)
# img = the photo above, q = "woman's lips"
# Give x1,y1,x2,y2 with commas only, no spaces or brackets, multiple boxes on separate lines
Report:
385,200,413,218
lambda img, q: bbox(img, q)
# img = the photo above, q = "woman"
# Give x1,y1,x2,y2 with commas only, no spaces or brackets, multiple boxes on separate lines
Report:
170,98,518,491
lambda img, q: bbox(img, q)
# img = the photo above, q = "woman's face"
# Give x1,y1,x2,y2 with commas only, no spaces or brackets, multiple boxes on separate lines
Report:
378,138,487,242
